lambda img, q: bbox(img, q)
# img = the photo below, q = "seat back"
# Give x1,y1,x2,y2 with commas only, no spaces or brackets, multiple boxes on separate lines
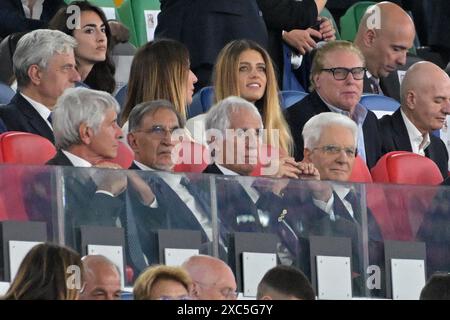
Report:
187,86,215,119
280,91,309,109
116,0,139,46
115,84,128,112
340,1,376,41
130,0,160,46
359,94,400,119
349,155,372,183
0,131,56,164
320,7,341,40
173,140,209,173
371,151,443,185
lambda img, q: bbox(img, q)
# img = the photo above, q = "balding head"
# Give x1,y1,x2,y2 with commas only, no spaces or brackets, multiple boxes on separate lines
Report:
80,255,121,300
355,1,415,78
182,255,237,300
400,61,450,134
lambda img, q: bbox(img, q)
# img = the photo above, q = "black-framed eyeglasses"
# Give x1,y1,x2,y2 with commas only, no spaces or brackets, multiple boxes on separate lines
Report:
313,144,357,157
321,67,367,80
135,125,180,138
234,128,264,138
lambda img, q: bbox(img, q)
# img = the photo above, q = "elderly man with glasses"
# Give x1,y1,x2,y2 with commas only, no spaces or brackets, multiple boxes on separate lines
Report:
285,40,382,169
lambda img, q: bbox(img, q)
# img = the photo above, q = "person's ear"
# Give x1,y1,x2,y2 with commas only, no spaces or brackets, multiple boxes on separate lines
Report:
27,64,42,86
127,132,139,154
364,29,377,47
405,90,416,111
79,123,93,145
303,148,313,162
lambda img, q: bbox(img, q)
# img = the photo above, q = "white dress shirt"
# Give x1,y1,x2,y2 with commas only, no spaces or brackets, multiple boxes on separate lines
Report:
312,185,354,221
21,0,44,19
400,109,430,156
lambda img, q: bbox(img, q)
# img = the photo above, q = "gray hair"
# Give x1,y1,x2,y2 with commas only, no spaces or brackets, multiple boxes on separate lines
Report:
128,99,185,132
53,87,120,150
204,96,263,134
13,29,78,89
302,112,358,149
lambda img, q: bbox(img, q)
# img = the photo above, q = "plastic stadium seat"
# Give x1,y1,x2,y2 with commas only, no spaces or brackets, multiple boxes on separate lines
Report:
359,94,400,118
340,1,376,42
130,0,160,46
370,151,443,240
115,84,128,111
173,140,209,173
107,141,134,169
349,155,372,183
320,7,341,40
371,151,443,185
281,43,306,92
0,131,56,164
187,86,214,119
280,91,308,110
116,0,139,46
0,82,14,105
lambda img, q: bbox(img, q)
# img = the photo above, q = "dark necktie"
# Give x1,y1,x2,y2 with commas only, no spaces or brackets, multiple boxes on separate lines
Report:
344,190,362,225
47,113,53,125
368,76,381,95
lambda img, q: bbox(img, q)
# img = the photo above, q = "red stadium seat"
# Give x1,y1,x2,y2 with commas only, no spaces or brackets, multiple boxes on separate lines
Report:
173,140,209,173
0,131,56,221
108,141,135,169
349,155,373,183
370,151,443,240
0,131,56,164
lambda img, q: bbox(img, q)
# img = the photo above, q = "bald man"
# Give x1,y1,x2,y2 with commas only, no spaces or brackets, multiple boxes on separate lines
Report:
182,255,237,300
354,1,416,95
79,255,122,300
379,61,450,178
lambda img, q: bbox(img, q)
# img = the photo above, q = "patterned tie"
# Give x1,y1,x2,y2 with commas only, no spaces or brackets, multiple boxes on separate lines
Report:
368,76,381,95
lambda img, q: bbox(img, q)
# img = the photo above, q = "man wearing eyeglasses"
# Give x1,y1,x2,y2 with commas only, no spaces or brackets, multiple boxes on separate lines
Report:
286,40,382,169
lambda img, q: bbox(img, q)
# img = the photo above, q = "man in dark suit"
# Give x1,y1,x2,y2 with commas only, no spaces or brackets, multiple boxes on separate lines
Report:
281,112,383,295
286,40,382,168
126,99,219,271
0,0,65,39
46,87,125,246
379,61,450,179
353,2,416,97
155,0,327,91
0,29,81,143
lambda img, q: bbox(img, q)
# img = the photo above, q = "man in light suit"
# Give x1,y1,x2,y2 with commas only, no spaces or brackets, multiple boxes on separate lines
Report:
0,29,81,143
379,61,450,179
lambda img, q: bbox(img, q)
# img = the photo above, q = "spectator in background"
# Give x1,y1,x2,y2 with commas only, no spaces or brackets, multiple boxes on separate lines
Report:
285,40,382,168
379,61,450,179
182,255,238,300
257,265,315,300
120,39,197,133
79,255,121,300
353,1,416,95
420,273,450,300
133,265,192,300
2,243,83,300
0,0,65,39
0,29,80,144
49,1,116,93
155,0,328,91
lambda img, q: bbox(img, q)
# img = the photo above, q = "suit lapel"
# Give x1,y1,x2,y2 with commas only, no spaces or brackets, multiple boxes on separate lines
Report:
16,94,54,143
391,109,413,151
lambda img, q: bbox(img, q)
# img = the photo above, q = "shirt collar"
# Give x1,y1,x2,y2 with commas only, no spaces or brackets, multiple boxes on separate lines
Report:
400,109,431,152
61,150,92,167
365,70,379,83
20,92,52,129
133,160,156,171
316,91,367,125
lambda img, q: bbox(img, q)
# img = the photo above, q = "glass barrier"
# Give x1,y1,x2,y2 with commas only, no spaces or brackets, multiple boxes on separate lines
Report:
0,164,449,298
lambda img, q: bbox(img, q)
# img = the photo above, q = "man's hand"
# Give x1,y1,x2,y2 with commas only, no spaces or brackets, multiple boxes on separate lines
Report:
297,161,320,180
92,162,127,196
282,28,322,55
318,17,336,41
127,171,156,206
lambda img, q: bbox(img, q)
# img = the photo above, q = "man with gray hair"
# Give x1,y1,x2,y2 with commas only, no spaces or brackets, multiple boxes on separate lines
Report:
0,29,80,143
45,87,126,244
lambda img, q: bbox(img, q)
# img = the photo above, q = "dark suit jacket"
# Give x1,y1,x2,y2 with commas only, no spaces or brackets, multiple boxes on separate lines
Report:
379,108,449,179
155,0,268,88
285,91,383,168
257,0,318,77
0,0,65,38
0,93,54,143
46,150,124,246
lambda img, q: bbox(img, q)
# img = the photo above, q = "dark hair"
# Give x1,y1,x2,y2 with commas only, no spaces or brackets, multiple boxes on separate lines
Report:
256,265,315,300
48,0,116,93
3,243,83,300
420,273,450,300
